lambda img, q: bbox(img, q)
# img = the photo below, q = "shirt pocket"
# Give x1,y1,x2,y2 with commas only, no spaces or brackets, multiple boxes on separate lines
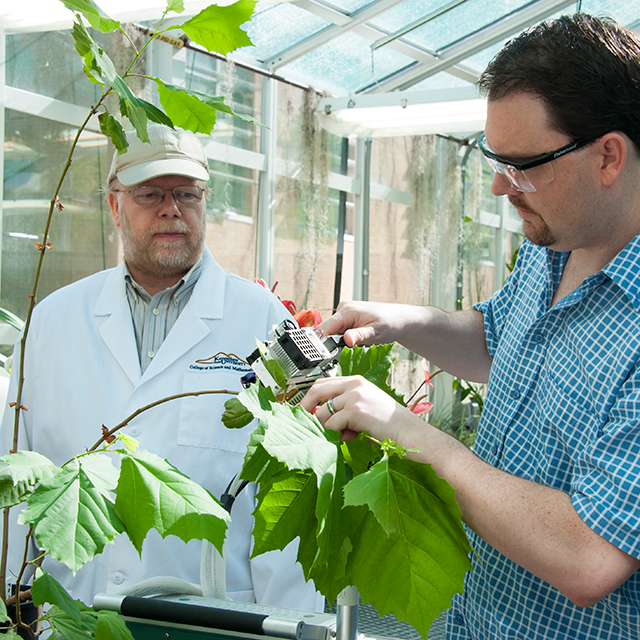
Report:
177,371,254,453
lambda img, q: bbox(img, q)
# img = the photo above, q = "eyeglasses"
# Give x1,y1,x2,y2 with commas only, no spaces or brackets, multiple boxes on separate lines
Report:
114,185,205,207
477,133,601,192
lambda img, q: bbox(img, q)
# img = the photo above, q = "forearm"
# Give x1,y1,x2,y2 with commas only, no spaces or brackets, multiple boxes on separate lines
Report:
322,302,492,383
399,422,640,606
395,306,492,383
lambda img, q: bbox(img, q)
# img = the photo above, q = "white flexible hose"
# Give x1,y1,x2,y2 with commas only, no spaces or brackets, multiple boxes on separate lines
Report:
200,538,228,600
116,576,203,597
200,474,247,600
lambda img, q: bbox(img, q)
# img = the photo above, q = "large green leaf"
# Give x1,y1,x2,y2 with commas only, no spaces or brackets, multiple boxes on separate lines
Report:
252,469,317,558
0,597,11,624
115,450,229,555
346,457,472,637
46,604,98,640
178,1,255,55
0,451,59,509
343,454,400,535
157,81,261,133
19,457,125,574
60,0,119,32
32,569,82,625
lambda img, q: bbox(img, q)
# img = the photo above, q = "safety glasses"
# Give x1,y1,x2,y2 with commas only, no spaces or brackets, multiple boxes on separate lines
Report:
477,133,600,192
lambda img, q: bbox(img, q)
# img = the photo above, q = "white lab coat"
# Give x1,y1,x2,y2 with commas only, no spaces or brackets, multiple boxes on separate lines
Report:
0,248,323,611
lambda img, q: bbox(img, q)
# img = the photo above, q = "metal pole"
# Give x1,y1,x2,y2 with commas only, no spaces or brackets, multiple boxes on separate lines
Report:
257,76,277,284
332,137,349,312
335,586,359,640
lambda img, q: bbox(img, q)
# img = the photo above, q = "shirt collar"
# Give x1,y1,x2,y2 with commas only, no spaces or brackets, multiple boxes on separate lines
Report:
600,231,640,312
123,256,203,301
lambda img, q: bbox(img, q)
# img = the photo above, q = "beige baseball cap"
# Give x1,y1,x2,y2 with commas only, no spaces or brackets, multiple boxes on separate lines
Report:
107,124,210,186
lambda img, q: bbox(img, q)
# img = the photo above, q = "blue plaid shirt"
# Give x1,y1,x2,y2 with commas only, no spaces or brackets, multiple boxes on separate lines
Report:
448,236,640,639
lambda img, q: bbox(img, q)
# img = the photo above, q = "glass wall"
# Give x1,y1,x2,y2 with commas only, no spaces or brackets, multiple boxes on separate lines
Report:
1,24,519,380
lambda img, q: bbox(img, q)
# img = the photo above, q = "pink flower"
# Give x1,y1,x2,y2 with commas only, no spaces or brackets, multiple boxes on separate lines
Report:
411,401,433,415
423,358,434,387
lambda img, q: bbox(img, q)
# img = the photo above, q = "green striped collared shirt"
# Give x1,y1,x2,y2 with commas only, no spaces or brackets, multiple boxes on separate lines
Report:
124,258,203,373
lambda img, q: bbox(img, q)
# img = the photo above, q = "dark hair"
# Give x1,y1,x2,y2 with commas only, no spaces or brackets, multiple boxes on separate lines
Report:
477,13,640,153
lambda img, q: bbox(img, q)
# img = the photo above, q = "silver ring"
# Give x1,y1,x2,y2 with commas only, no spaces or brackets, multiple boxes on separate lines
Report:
326,397,337,415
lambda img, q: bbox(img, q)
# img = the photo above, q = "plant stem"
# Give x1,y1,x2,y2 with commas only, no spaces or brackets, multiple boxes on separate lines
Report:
87,389,239,452
2,94,108,605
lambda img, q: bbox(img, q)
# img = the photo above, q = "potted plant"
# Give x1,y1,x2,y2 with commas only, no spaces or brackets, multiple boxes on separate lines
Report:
0,1,473,637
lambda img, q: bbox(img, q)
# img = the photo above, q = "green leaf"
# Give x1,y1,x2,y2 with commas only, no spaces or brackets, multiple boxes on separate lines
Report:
115,450,229,555
166,0,184,13
343,454,399,535
178,1,255,55
222,396,254,429
251,470,318,558
46,604,98,640
338,344,405,405
0,598,11,624
32,569,82,625
60,0,119,32
157,80,260,133
0,451,59,508
95,609,135,640
98,113,128,153
341,433,383,477
346,457,472,638
19,459,124,574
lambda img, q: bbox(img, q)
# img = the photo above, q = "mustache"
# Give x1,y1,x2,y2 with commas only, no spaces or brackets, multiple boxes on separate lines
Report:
508,195,538,216
150,221,192,236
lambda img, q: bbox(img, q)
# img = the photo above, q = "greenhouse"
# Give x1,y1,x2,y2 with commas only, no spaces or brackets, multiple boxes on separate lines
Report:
2,0,640,639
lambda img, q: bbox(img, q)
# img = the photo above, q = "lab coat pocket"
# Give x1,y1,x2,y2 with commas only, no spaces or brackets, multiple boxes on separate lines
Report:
177,372,252,453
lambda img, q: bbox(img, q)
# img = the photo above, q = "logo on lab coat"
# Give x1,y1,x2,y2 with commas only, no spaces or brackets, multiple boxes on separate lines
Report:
190,352,251,372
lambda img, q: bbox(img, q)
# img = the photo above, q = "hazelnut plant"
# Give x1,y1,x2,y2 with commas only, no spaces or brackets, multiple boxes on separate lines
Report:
0,0,257,637
0,1,473,637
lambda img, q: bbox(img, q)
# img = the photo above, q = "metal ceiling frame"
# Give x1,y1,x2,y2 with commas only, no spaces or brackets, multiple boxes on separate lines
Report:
260,0,578,95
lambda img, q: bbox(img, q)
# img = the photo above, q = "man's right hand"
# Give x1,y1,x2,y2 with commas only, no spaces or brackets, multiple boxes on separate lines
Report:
318,301,413,348
319,301,492,383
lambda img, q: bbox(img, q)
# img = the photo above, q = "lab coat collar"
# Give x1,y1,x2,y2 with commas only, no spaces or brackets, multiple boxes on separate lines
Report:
93,248,227,387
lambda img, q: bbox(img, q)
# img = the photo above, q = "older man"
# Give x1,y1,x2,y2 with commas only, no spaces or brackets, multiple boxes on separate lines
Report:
303,14,640,640
1,124,322,611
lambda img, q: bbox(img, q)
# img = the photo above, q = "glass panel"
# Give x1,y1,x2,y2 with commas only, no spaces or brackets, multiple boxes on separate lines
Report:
273,84,349,319
580,0,640,26
204,161,260,282
403,0,531,52
3,110,117,325
280,31,415,96
5,27,150,108
369,0,460,34
244,3,330,62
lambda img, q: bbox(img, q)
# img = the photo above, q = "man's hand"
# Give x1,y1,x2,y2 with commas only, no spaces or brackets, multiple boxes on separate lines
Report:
319,301,492,383
300,375,420,444
318,301,416,348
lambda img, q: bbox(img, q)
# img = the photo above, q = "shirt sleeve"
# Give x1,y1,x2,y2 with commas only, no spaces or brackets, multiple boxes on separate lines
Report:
571,362,640,559
473,242,529,359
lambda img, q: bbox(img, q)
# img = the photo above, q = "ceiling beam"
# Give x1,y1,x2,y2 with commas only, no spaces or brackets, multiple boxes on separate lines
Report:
265,0,405,71
363,0,577,93
268,0,480,85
